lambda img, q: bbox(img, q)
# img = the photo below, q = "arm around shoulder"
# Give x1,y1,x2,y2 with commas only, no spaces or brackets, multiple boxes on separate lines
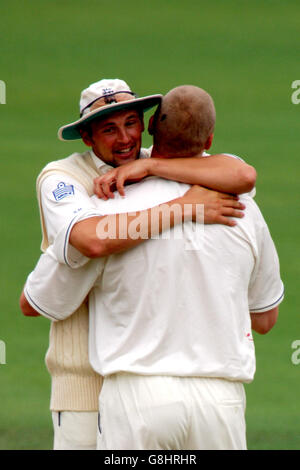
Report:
146,154,257,195
69,186,247,258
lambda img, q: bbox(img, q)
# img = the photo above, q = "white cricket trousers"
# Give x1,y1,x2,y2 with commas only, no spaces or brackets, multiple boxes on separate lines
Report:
52,411,98,450
97,374,247,450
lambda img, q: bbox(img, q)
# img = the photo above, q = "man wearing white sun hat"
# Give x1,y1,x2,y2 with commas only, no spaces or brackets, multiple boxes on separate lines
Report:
20,78,256,450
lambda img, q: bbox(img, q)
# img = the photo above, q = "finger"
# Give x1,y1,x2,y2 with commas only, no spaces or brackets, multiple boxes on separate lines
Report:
94,181,108,200
219,193,239,200
102,182,115,199
221,208,245,218
116,175,126,197
93,176,103,185
94,175,110,188
95,169,118,187
217,216,237,227
222,201,246,209
104,174,117,186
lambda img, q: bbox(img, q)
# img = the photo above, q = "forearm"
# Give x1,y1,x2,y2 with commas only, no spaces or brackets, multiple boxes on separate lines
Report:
20,290,41,317
70,185,246,258
70,196,188,258
148,155,256,194
250,307,279,335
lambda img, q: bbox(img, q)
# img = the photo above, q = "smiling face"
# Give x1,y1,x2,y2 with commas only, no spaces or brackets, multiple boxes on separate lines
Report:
81,109,144,167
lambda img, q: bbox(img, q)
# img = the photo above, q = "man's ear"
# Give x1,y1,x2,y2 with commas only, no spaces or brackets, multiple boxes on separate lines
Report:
80,128,93,147
204,133,214,150
148,115,155,135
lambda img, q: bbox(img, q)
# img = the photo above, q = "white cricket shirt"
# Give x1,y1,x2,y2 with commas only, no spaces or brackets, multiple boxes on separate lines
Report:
25,176,284,384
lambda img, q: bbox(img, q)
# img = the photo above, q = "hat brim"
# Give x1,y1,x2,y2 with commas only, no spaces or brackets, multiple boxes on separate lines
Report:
58,94,162,141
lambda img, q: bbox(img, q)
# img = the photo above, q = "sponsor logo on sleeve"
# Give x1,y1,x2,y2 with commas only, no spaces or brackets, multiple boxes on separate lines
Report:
52,182,75,201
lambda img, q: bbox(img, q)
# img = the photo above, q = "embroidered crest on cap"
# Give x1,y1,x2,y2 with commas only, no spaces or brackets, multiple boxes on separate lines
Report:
53,182,75,201
102,87,114,95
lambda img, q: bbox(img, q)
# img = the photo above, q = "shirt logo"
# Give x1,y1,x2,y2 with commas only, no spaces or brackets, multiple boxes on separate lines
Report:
52,182,74,201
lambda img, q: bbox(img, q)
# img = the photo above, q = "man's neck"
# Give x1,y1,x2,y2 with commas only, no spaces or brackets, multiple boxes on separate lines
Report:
150,146,204,159
89,149,113,169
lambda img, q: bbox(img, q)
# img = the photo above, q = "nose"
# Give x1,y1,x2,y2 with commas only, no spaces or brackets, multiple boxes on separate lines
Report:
117,126,131,144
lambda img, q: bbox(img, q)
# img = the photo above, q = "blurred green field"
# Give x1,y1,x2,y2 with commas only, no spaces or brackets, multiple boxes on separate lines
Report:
1,0,299,450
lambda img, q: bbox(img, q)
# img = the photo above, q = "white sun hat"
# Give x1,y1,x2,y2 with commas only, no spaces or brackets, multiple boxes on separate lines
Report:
58,79,162,141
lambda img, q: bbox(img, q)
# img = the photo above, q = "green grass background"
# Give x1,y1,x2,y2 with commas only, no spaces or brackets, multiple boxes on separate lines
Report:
0,0,299,450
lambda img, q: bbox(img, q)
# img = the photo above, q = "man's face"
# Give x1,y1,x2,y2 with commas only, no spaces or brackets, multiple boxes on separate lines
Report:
83,109,144,167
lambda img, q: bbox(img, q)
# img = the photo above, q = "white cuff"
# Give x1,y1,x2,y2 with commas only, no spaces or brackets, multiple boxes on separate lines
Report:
24,285,60,321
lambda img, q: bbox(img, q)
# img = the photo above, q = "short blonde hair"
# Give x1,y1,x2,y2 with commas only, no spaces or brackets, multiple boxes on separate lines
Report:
153,85,216,157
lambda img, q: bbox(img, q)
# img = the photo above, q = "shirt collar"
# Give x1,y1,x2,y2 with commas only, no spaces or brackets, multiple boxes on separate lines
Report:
89,150,113,171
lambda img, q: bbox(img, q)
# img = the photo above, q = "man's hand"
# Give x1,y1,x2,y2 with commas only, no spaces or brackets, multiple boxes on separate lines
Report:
94,159,151,199
181,185,245,227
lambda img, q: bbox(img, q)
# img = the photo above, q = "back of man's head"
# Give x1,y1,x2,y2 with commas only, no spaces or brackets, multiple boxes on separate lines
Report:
151,85,216,157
